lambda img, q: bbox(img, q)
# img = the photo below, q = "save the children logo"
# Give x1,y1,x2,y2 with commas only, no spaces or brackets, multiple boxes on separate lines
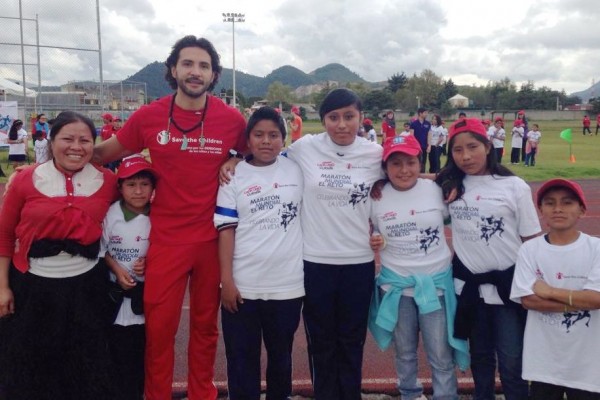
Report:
273,182,299,189
244,185,262,197
535,268,544,279
157,130,171,145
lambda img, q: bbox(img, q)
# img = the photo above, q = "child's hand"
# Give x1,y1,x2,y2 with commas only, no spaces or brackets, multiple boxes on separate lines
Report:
369,179,387,201
221,281,243,313
532,280,552,299
114,267,137,291
219,157,242,186
0,287,15,317
132,257,145,277
370,233,385,251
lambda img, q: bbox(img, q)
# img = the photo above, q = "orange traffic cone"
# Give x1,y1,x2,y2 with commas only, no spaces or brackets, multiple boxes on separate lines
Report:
570,154,576,163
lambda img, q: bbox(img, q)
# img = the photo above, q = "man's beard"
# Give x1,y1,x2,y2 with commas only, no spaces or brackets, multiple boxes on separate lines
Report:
177,77,210,99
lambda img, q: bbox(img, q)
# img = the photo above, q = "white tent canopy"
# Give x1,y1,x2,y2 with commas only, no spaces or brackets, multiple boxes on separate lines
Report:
0,77,38,98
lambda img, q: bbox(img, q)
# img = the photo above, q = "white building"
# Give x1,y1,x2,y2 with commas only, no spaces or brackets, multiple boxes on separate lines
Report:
448,93,469,108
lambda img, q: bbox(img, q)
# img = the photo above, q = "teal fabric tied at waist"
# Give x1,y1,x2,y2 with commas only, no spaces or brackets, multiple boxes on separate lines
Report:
368,265,470,372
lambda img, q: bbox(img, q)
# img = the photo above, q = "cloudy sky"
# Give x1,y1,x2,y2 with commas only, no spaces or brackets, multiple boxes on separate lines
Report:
2,0,599,95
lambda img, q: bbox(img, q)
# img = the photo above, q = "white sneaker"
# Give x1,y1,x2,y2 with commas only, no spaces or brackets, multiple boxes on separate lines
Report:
414,395,428,400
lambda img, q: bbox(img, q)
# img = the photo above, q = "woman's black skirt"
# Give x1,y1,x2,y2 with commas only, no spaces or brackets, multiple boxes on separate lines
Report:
0,263,117,400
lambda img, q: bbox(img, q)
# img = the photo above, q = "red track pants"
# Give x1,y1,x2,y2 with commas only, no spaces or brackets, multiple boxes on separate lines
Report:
143,240,220,400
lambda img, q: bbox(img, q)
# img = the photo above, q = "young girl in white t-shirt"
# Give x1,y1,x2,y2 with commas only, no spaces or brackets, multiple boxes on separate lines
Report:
435,118,542,400
7,119,28,169
369,134,468,400
525,123,542,167
214,106,304,400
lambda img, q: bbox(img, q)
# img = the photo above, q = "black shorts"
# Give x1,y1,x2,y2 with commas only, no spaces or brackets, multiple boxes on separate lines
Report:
8,154,26,162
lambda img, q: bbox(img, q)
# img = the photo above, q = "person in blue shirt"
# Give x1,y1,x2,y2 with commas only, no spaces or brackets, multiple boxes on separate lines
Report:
409,107,431,173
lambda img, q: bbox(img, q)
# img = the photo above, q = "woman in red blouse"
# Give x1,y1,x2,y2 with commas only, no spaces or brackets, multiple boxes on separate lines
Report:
0,111,118,399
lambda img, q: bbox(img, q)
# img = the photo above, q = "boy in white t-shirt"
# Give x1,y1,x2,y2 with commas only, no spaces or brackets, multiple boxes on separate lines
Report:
214,106,304,399
399,122,411,137
511,179,600,399
33,131,50,164
488,118,506,163
510,120,524,165
101,154,156,400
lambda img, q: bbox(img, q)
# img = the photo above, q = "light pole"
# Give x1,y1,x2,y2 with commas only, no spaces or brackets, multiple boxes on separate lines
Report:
222,12,245,109
416,96,420,109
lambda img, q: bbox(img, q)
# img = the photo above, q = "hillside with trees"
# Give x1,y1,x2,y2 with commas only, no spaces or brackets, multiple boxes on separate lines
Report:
124,61,587,114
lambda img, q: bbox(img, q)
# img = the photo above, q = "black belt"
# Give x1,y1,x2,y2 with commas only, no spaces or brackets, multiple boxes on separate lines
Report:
28,238,100,260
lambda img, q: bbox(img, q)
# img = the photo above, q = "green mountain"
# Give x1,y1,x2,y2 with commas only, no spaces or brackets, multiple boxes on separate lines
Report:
264,65,317,87
124,61,368,99
310,63,366,83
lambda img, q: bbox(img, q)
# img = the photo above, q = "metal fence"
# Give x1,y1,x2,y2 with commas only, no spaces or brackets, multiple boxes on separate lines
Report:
0,0,146,122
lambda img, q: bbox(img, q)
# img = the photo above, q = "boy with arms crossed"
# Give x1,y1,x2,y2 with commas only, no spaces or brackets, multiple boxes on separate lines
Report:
511,179,600,399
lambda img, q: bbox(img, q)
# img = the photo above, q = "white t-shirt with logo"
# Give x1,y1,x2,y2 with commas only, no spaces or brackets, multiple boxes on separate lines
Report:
511,126,524,149
429,125,445,146
9,128,28,155
34,138,50,163
214,156,304,300
487,126,505,149
371,179,452,296
101,201,151,326
527,130,542,147
510,233,600,392
287,133,384,265
449,174,541,304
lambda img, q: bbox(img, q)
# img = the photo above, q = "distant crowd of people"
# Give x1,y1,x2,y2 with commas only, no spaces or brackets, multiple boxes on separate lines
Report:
0,35,599,400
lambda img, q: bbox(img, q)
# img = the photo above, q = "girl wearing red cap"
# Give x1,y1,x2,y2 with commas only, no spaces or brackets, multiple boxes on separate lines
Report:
515,111,528,161
510,120,524,164
369,134,468,400
435,118,542,400
381,110,396,142
102,154,157,400
363,118,377,142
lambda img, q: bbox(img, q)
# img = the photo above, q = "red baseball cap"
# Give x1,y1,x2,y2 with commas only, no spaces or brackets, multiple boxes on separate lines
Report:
514,119,522,126
536,178,586,210
517,110,525,115
448,118,488,142
101,113,113,121
291,106,300,115
363,118,373,125
382,135,421,161
117,154,156,179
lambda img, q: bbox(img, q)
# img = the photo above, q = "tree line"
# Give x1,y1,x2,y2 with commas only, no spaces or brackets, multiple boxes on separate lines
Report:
255,70,583,119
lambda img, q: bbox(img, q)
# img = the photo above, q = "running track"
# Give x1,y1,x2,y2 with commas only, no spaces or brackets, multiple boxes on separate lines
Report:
2,179,599,398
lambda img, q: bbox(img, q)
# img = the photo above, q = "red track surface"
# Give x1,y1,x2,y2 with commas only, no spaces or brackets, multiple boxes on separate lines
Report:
2,178,600,397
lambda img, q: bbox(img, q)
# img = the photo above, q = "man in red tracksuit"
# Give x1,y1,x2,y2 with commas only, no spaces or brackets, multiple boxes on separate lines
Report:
94,36,246,400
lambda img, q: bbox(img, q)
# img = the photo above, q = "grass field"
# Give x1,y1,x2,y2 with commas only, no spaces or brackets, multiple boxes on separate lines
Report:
1,119,598,184
299,119,600,182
